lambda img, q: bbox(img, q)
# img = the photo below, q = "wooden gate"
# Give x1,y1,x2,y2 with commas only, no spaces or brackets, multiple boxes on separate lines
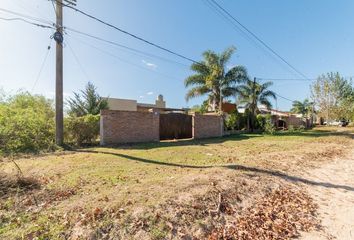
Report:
159,113,192,140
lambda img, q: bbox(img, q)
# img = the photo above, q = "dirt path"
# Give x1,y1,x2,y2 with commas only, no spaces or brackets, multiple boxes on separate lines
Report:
301,148,354,240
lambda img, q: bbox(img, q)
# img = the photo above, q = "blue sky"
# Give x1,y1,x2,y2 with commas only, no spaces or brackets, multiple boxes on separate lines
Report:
1,0,353,110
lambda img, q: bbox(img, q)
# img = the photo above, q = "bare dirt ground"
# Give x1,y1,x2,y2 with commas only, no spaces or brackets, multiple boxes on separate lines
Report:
301,148,354,240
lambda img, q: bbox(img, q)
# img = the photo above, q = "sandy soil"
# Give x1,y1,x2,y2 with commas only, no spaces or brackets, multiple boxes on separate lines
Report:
301,148,354,240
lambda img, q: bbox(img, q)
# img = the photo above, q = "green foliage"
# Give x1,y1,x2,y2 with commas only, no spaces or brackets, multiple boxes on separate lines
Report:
185,47,248,112
264,114,276,135
255,114,266,130
238,79,276,131
291,99,314,117
67,82,108,117
0,92,56,155
225,112,237,130
311,72,354,121
225,110,247,130
191,100,209,114
64,114,100,146
288,125,295,133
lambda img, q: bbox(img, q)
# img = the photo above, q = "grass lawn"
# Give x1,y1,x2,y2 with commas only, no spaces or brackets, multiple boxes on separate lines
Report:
1,127,353,239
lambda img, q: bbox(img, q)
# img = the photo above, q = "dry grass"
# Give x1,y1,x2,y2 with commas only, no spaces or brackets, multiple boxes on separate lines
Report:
0,127,353,239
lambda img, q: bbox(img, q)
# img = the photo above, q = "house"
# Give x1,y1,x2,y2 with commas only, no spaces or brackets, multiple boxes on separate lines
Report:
258,107,310,129
107,94,186,113
237,106,311,129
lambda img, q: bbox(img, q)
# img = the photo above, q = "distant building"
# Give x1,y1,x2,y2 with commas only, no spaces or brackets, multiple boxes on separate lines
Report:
107,94,185,113
237,105,311,129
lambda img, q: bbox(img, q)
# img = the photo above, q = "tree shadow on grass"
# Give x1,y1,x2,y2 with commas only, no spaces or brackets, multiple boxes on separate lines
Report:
102,133,263,150
99,129,353,151
274,130,353,139
77,149,354,192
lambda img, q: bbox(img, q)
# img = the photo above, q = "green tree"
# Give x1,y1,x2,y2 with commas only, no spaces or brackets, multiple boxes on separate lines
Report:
184,47,248,112
311,72,354,121
190,100,209,113
291,99,314,117
238,78,276,131
67,82,108,116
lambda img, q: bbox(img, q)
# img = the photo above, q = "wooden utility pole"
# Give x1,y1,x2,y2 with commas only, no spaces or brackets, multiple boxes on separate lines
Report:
54,0,64,145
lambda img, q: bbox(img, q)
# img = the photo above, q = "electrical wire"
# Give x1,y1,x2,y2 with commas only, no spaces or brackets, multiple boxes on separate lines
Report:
207,0,310,80
274,93,295,102
0,16,54,29
55,1,203,65
65,38,92,82
0,7,54,26
65,27,189,68
257,77,316,82
65,33,183,81
32,38,53,91
203,0,301,77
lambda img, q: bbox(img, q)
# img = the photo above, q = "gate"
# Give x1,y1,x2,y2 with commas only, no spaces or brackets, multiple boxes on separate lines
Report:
159,113,192,140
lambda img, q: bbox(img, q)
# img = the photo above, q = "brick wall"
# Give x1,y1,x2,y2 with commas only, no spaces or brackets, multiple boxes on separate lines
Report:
287,115,306,128
192,114,223,139
100,110,159,145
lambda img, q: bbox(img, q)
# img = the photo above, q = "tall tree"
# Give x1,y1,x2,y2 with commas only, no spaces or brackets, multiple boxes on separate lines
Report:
311,72,354,121
67,82,108,117
185,47,248,112
291,99,314,117
238,78,276,131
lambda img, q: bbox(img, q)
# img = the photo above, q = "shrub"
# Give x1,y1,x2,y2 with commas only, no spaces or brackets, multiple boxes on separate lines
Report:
225,111,247,130
0,93,56,155
65,114,100,146
255,115,266,130
225,112,237,130
264,114,276,135
297,125,306,131
288,125,295,132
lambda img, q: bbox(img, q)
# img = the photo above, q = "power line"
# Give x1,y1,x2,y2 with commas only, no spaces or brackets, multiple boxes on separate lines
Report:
0,7,54,26
274,93,295,102
66,33,183,81
207,0,310,80
202,0,286,70
0,16,54,29
32,38,53,91
55,1,200,65
257,77,316,82
65,27,189,68
65,38,92,82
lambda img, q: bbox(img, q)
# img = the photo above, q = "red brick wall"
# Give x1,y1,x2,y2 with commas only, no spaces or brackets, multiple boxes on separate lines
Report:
100,110,159,145
288,115,306,128
192,114,223,139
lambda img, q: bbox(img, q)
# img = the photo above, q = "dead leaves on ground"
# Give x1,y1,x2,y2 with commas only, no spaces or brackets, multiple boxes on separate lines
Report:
209,187,319,240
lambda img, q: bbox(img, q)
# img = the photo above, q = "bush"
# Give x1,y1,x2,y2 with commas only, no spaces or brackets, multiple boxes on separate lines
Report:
288,125,295,132
255,115,266,130
225,110,247,130
225,112,237,130
297,125,306,131
65,114,100,146
264,114,276,135
0,93,56,155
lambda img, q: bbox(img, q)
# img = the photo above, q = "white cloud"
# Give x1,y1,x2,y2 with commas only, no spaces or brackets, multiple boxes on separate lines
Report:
139,95,144,99
147,91,154,95
142,60,157,69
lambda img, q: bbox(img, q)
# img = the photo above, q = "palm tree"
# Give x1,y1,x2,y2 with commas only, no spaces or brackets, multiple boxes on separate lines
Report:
238,78,276,131
291,99,313,117
185,47,248,112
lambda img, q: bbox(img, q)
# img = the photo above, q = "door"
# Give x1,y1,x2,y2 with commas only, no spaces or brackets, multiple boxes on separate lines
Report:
159,113,192,140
